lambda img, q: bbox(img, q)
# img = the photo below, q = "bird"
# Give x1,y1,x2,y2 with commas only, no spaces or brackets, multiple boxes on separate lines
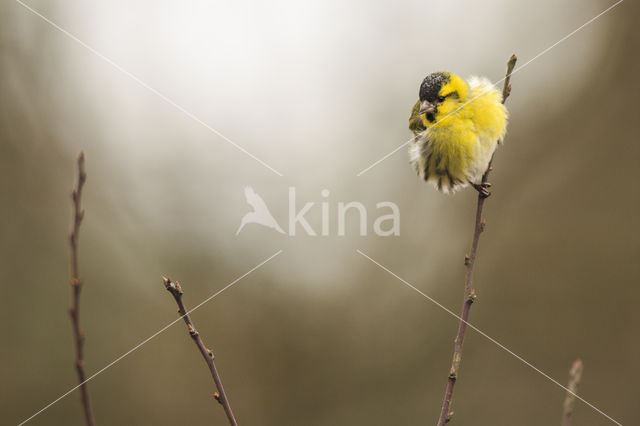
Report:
236,186,285,235
408,71,507,196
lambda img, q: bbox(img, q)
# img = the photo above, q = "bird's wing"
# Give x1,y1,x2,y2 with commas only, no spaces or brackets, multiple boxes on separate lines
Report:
409,99,427,137
408,101,432,181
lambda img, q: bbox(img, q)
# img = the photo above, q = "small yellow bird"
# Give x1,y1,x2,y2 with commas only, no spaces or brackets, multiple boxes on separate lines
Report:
408,72,507,196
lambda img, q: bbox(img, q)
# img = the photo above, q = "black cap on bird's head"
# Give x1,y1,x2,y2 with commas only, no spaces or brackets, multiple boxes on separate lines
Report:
417,71,469,123
419,72,450,103
418,72,450,122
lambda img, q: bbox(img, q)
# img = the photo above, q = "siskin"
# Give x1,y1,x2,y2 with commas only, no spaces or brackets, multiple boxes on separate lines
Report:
408,72,507,196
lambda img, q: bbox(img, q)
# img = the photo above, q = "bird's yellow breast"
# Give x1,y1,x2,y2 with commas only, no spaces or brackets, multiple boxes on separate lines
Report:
423,119,477,189
465,77,507,144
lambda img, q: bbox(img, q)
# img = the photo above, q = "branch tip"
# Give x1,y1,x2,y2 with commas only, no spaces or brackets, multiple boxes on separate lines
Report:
163,278,237,425
162,277,183,295
77,153,86,184
570,359,583,377
562,358,584,426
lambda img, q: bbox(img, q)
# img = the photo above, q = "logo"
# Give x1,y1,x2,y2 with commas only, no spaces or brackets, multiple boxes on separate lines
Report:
236,187,286,235
236,187,399,236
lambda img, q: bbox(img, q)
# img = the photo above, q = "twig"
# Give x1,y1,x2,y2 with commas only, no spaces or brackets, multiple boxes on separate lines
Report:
162,277,238,426
562,359,584,426
69,152,95,426
436,54,517,426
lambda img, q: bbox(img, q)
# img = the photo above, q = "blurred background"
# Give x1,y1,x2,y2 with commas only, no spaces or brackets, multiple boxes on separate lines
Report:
2,0,639,424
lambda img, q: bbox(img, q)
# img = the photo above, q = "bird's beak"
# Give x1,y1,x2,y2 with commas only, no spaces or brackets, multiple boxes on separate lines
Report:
419,100,435,115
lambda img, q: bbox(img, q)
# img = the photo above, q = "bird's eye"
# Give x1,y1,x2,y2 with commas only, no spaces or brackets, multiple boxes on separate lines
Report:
438,96,446,102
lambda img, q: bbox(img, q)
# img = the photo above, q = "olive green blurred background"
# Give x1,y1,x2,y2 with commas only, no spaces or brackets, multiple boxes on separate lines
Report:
2,0,639,425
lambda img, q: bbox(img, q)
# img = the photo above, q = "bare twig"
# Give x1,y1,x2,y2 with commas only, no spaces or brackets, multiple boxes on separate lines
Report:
436,54,517,426
162,277,238,426
562,359,584,426
69,152,95,426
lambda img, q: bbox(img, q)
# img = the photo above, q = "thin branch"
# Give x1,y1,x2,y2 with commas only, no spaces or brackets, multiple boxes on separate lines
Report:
69,152,95,426
562,359,584,426
162,277,238,426
436,54,517,426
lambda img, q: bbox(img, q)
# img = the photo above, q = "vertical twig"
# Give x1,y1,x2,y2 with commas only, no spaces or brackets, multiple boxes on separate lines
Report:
562,359,584,426
436,54,517,426
163,277,238,426
69,152,95,426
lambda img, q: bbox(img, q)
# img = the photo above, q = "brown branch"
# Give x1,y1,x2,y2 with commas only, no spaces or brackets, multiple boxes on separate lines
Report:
562,359,584,426
69,152,95,426
163,277,238,426
436,54,517,426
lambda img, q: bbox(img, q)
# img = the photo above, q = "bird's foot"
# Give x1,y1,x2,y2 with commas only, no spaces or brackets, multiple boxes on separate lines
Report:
471,182,491,198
